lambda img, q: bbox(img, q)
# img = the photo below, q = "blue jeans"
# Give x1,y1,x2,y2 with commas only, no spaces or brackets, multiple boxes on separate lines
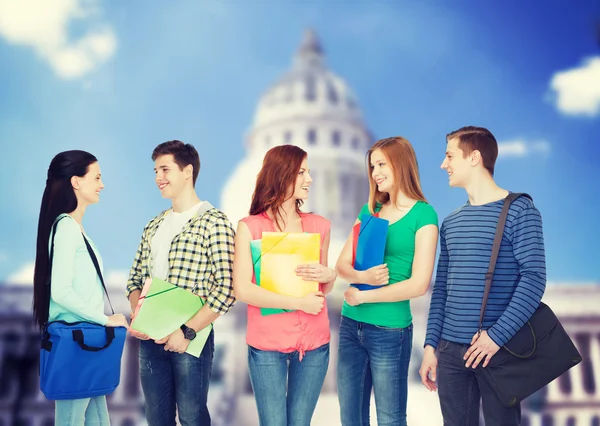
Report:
337,316,413,426
248,343,330,426
55,396,110,426
437,339,521,426
139,330,214,426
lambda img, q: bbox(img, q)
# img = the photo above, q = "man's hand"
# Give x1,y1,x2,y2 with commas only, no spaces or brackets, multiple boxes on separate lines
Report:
344,286,363,306
464,330,500,368
156,329,190,354
419,345,438,392
128,311,151,340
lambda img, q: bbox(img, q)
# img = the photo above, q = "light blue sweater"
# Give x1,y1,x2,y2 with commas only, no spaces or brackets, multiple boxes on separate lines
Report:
48,214,108,326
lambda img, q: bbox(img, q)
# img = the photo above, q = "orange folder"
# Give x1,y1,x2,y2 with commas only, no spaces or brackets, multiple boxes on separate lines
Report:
260,232,320,298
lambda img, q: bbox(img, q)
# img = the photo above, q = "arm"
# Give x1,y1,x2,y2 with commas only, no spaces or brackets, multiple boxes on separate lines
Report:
424,225,449,350
159,218,234,351
486,206,546,347
185,303,220,333
358,224,438,303
204,216,237,316
319,229,337,295
233,221,315,310
51,219,108,325
126,229,146,311
335,219,369,284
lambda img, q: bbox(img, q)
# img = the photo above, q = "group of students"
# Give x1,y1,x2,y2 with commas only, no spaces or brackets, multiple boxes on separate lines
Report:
32,125,546,426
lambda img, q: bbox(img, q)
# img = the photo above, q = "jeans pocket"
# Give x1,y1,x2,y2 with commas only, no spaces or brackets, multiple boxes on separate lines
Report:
438,339,451,352
248,345,262,356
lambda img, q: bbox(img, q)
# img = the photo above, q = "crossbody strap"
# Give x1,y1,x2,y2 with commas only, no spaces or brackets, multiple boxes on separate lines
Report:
478,193,532,333
46,216,114,325
82,235,114,314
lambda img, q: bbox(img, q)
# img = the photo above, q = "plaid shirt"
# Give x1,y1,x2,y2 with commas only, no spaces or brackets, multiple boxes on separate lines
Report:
126,203,236,315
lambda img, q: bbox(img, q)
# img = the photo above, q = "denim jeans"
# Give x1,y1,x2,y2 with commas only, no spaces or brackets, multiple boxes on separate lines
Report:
55,396,110,426
337,316,413,426
248,342,330,426
139,330,214,426
437,339,521,426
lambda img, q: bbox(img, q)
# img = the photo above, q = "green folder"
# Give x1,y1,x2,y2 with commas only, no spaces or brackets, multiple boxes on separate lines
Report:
250,239,291,316
130,277,212,358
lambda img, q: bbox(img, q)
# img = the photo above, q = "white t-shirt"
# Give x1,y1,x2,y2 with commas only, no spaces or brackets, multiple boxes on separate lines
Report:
151,201,205,280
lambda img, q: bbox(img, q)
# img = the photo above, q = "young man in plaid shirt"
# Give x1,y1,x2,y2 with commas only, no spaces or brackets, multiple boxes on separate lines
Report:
126,140,236,426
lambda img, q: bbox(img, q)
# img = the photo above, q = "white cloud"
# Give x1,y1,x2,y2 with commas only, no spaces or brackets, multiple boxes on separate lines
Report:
549,56,600,117
498,139,551,158
0,0,116,79
7,262,34,285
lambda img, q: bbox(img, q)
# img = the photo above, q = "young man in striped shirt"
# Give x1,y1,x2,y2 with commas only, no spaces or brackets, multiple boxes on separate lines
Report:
420,126,546,425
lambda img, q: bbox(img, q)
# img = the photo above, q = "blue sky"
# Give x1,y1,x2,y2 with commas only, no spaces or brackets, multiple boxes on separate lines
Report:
0,0,598,284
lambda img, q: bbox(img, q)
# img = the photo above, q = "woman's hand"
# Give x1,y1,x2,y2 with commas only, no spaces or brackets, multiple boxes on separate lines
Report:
344,287,363,306
358,264,389,286
295,263,336,283
297,291,326,315
106,314,129,329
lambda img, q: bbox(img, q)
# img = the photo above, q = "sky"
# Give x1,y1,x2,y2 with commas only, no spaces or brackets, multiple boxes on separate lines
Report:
0,0,598,286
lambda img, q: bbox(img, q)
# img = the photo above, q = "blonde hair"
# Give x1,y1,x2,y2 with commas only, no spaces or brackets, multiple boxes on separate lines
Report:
366,136,426,213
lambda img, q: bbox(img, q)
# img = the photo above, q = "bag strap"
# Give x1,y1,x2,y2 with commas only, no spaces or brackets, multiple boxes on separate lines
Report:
478,193,532,333
47,216,114,322
72,327,115,352
82,234,114,315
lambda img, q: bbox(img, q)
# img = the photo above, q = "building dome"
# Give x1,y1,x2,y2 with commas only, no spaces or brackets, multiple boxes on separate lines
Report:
222,30,372,244
250,29,367,142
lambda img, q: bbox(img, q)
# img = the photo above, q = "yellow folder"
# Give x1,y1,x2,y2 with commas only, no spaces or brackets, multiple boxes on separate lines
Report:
260,232,320,298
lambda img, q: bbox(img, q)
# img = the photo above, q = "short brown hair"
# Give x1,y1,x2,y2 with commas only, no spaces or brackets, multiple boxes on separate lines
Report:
446,126,498,176
367,136,427,214
152,140,201,185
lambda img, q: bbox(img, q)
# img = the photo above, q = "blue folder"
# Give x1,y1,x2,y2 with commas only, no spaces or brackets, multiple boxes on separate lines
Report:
352,214,389,291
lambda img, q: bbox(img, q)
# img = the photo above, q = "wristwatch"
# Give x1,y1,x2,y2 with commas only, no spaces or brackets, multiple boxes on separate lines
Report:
180,324,197,341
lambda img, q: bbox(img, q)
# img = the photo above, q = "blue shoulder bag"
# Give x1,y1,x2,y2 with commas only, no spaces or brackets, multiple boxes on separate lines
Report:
39,217,127,400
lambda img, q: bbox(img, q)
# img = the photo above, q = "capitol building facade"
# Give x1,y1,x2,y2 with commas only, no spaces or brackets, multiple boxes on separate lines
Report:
0,31,598,426
221,30,371,244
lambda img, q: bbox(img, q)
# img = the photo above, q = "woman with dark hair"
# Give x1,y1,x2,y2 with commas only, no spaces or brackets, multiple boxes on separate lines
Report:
33,150,128,425
232,145,336,425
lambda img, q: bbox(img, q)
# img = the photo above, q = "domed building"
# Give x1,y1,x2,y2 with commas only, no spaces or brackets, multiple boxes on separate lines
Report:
221,30,372,243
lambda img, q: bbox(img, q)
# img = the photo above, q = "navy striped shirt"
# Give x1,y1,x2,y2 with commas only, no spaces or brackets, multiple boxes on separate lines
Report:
425,195,546,349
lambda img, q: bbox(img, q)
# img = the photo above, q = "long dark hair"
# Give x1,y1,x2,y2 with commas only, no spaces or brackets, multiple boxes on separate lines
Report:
33,150,98,329
249,145,307,231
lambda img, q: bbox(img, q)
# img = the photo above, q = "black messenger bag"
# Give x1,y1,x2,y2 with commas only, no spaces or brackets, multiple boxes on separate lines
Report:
479,193,582,408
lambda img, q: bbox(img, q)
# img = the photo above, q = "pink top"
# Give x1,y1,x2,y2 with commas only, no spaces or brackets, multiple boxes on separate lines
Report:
241,212,331,359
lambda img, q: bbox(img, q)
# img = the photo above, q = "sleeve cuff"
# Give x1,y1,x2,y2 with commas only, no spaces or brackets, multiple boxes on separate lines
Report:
206,294,234,315
487,327,507,347
125,283,142,299
424,337,439,350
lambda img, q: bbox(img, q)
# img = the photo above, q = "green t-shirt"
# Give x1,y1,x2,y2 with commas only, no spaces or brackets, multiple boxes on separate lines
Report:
342,200,438,328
